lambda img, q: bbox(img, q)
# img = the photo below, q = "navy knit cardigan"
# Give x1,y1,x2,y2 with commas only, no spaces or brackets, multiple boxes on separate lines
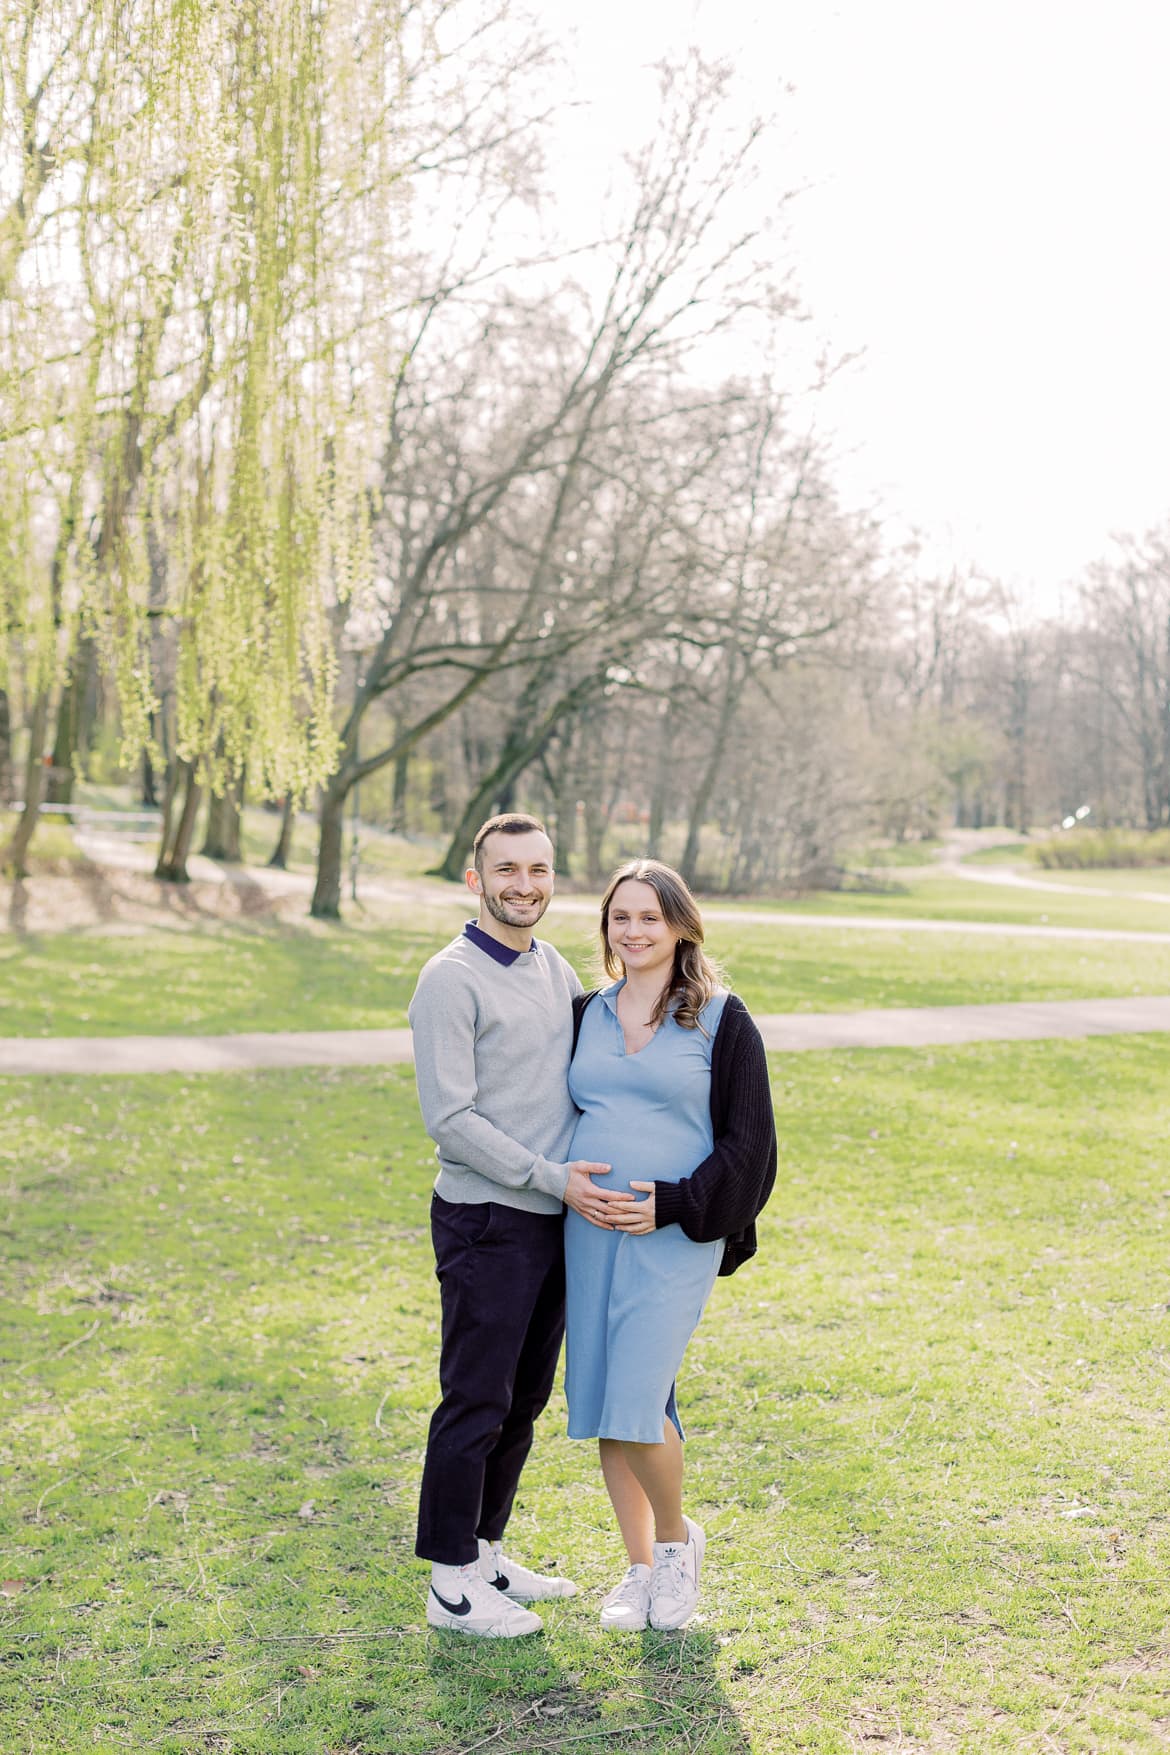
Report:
570,990,777,1276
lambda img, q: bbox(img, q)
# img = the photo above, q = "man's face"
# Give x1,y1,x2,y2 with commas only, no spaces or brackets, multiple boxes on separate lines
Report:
469,830,556,931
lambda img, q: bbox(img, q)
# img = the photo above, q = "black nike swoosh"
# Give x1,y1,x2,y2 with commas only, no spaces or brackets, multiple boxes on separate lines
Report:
431,1586,472,1616
489,1573,511,1593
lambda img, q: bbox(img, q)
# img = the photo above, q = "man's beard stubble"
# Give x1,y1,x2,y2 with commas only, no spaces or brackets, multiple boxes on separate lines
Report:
482,889,551,930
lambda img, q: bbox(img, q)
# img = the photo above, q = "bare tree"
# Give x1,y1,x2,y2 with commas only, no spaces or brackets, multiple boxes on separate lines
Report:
309,56,793,914
1074,533,1170,828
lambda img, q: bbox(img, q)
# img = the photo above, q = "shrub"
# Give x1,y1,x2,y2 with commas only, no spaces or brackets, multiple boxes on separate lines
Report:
1031,827,1170,868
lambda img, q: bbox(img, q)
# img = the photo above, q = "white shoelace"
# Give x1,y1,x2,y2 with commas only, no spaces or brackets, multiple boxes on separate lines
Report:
609,1567,649,1607
652,1547,691,1607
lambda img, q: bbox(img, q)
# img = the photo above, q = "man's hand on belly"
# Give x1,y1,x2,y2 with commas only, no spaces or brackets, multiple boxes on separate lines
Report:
564,1161,616,1229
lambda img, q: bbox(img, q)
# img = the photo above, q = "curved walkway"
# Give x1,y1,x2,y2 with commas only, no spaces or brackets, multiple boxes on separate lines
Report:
933,826,1170,905
2,993,1170,1076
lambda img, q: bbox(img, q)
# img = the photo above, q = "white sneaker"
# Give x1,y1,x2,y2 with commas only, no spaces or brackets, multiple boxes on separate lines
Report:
599,1563,652,1632
477,1538,578,1601
426,1561,543,1637
648,1516,705,1630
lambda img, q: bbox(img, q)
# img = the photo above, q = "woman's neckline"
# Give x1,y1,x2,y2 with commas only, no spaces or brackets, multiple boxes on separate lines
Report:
612,975,671,1058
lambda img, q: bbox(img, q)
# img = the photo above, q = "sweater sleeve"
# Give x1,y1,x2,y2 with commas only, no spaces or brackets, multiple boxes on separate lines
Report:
652,1004,777,1243
408,962,571,1201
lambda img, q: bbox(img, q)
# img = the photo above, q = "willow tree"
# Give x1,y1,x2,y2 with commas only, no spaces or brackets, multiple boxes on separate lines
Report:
1,0,413,874
307,54,793,915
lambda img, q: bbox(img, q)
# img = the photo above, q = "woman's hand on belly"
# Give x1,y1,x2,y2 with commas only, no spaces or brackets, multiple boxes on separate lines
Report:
606,1180,656,1235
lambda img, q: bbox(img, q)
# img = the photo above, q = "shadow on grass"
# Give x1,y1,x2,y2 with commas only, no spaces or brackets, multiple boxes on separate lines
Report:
423,1631,578,1753
421,1621,754,1755
637,1626,755,1753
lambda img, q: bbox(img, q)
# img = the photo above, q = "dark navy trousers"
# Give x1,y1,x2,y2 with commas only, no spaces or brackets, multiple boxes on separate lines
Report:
415,1193,566,1566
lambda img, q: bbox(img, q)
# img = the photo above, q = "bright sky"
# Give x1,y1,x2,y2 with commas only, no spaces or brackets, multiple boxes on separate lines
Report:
540,0,1170,612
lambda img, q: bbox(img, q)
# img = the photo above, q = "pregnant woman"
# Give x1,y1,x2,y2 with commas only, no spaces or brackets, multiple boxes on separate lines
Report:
565,859,776,1632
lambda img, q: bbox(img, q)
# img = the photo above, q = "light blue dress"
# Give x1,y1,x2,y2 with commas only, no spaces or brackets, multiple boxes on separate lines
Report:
564,982,727,1443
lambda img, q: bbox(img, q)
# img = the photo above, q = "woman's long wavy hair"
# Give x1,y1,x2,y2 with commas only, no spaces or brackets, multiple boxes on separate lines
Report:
598,859,723,1032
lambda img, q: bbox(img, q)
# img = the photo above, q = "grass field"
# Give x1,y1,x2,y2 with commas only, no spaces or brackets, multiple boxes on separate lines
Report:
2,912,1170,1037
721,877,1170,935
1021,869,1170,897
3,827,1170,1751
2,1040,1169,1753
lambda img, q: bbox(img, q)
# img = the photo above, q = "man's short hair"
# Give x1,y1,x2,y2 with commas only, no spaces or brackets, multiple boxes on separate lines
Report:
472,813,550,874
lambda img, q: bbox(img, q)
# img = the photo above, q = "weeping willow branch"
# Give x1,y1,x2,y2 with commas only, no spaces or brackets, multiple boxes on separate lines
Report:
1,0,415,802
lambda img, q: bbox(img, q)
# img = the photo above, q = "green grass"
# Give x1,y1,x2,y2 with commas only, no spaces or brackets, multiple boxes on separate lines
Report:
721,873,1170,934
238,809,448,885
238,803,321,871
1027,869,1170,897
0,815,92,873
0,921,460,1037
2,1040,1169,1752
953,842,1031,865
843,841,942,869
69,783,447,884
684,923,1170,1016
2,787,446,886
1,912,1170,1038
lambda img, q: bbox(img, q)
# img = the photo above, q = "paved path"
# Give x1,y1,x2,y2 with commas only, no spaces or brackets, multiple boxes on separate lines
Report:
755,994,1170,1050
938,852,1170,906
3,994,1169,1075
0,1028,417,1076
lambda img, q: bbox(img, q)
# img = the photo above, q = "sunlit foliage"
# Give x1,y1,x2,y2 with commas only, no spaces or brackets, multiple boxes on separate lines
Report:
1,0,411,797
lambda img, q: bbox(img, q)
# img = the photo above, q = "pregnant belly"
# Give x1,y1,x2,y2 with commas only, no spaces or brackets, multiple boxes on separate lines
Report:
569,1114,712,1191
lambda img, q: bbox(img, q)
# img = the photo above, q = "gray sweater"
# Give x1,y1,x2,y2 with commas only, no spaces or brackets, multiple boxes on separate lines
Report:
407,929,584,1215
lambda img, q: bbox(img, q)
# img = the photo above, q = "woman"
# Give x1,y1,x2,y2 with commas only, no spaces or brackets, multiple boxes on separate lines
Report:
564,859,776,1632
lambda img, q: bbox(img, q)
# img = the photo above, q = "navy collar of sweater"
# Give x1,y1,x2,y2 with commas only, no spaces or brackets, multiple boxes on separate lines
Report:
463,918,539,966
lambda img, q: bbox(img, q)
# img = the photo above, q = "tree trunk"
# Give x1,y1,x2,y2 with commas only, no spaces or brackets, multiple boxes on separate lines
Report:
155,760,203,882
155,760,179,871
679,656,741,889
141,746,158,808
574,700,619,886
1160,612,1170,826
46,635,97,807
646,699,679,858
2,690,50,876
550,723,578,876
429,747,450,828
201,778,243,861
267,795,295,869
582,794,608,887
431,735,543,882
311,783,349,917
0,688,11,804
430,674,597,882
390,750,410,833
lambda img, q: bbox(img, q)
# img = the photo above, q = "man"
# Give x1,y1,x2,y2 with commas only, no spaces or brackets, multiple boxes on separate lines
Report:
408,812,611,1637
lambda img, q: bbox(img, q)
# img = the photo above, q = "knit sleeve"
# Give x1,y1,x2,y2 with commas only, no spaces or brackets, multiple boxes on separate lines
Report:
652,1003,777,1243
407,959,572,1200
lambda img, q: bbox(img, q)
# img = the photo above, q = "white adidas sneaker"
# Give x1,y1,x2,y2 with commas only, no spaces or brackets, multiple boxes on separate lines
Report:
599,1563,652,1632
426,1560,543,1637
648,1516,705,1631
478,1538,578,1601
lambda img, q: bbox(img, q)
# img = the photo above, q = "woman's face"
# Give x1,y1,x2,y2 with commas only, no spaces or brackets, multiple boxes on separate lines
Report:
606,878,683,982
